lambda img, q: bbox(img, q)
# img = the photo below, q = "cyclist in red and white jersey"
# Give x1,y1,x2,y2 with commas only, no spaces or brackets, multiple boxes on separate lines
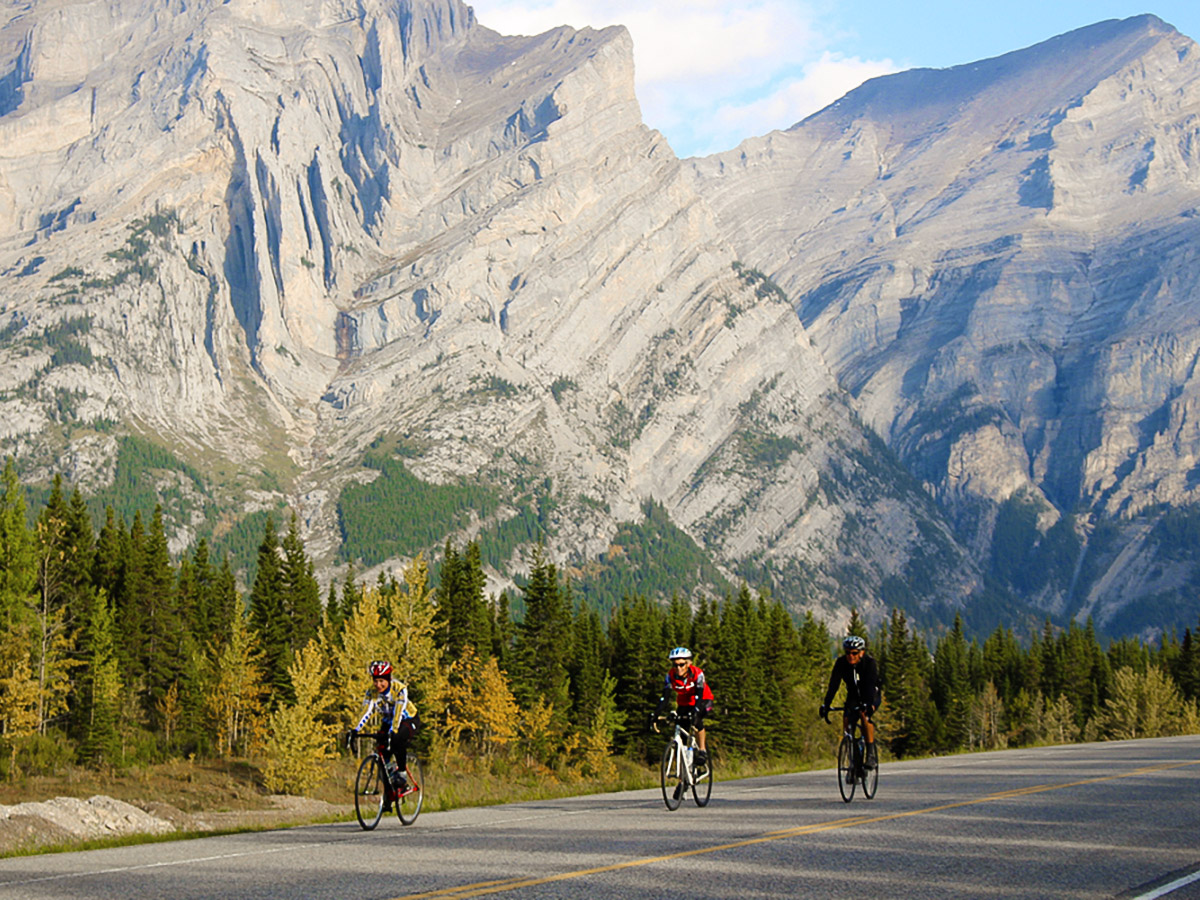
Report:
655,647,713,769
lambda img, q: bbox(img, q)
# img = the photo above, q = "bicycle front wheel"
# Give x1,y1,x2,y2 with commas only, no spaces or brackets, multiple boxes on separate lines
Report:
691,751,713,807
660,741,684,810
354,755,387,830
837,736,856,803
861,746,878,799
397,756,424,825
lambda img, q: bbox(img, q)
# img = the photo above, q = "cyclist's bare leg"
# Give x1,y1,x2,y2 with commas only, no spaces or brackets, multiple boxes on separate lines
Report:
860,710,875,745
696,727,706,752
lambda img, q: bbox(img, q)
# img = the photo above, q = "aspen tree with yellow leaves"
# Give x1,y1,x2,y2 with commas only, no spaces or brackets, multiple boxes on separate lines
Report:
263,639,339,793
203,612,266,757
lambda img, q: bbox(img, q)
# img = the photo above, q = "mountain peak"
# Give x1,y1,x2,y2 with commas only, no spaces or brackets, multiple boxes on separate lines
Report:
793,14,1187,141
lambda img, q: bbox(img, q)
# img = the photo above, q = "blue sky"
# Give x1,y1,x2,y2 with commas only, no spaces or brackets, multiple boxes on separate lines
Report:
468,1,1200,158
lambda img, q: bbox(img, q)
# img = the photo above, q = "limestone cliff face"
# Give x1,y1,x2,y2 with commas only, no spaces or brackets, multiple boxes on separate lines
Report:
0,0,973,625
692,15,1200,634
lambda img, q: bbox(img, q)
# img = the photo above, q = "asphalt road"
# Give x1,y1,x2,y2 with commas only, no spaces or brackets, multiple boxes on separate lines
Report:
1,735,1198,900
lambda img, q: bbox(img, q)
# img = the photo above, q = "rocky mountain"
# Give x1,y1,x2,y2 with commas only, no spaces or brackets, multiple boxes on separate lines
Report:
2,1,1197,637
692,15,1200,636
0,0,975,630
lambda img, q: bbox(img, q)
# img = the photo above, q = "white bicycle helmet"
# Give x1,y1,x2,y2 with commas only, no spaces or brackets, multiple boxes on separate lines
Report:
843,635,866,652
668,646,693,661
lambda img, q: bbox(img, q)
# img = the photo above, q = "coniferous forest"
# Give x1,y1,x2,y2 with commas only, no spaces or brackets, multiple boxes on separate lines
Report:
2,457,1199,792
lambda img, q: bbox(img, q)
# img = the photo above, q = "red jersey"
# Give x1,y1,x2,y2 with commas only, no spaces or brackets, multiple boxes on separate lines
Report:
663,664,713,707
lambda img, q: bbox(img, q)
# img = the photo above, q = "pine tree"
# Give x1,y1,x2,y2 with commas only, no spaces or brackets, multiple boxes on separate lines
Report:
931,615,972,751
0,458,37,627
114,511,146,687
90,508,125,632
845,606,868,641
490,590,515,673
878,607,937,758
280,512,321,652
605,593,666,756
77,591,122,767
142,505,185,727
436,540,491,660
709,585,770,758
1178,625,1199,701
62,487,96,632
761,597,804,755
249,515,291,704
32,491,79,733
512,546,572,726
568,604,606,730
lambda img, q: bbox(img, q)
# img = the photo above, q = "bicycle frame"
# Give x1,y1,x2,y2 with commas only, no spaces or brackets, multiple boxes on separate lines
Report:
657,710,712,810
828,703,877,802
667,719,696,789
349,730,424,828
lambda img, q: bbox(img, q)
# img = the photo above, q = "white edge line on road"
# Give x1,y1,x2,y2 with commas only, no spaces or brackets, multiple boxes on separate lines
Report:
1130,868,1200,900
0,843,319,887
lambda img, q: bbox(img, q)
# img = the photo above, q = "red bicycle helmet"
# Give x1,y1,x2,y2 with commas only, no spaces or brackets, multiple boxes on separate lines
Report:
369,660,393,679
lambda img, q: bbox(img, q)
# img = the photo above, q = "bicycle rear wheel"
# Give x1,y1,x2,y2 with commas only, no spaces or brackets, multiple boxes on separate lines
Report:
355,755,387,830
660,741,684,810
397,756,424,825
861,745,878,799
837,736,856,803
691,751,713,807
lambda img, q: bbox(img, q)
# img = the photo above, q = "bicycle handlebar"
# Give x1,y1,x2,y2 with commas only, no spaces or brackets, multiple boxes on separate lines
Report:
347,729,391,749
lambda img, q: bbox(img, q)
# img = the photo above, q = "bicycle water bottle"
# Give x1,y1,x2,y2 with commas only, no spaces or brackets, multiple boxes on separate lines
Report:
386,759,401,787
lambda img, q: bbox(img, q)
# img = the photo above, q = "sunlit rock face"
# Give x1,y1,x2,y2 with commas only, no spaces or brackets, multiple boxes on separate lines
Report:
0,0,976,627
692,16,1200,633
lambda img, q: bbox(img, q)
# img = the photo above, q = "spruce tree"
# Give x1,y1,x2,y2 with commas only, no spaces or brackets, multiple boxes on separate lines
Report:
280,513,322,652
249,515,291,704
32,476,79,733
77,591,122,767
512,546,572,725
605,593,666,756
436,540,492,659
759,597,803,755
0,458,36,626
142,505,185,727
709,585,770,758
568,603,605,730
931,615,972,751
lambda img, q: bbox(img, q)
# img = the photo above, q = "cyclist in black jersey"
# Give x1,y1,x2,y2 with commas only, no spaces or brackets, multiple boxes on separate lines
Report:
820,635,882,768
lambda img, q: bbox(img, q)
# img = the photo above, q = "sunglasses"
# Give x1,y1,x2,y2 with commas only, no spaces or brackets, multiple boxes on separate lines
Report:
672,660,689,666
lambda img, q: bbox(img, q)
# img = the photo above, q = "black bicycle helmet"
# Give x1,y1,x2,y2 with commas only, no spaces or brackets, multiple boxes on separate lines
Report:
843,635,866,652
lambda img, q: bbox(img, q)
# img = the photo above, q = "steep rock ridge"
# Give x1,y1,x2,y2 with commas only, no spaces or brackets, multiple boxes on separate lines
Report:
692,15,1200,632
0,0,974,624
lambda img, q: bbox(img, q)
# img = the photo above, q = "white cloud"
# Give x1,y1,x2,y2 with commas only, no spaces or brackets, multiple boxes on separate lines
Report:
469,0,897,157
703,53,899,153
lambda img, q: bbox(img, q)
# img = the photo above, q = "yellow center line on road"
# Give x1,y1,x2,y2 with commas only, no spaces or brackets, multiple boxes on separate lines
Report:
390,758,1200,900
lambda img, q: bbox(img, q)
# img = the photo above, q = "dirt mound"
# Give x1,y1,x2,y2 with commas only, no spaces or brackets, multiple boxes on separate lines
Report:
0,794,354,856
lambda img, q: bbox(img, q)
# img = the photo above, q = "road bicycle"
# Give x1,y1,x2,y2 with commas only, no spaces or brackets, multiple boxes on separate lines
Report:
348,730,424,829
827,704,877,802
654,709,713,810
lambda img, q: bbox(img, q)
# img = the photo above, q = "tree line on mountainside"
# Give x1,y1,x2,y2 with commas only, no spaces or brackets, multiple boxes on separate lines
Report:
1,458,1198,790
